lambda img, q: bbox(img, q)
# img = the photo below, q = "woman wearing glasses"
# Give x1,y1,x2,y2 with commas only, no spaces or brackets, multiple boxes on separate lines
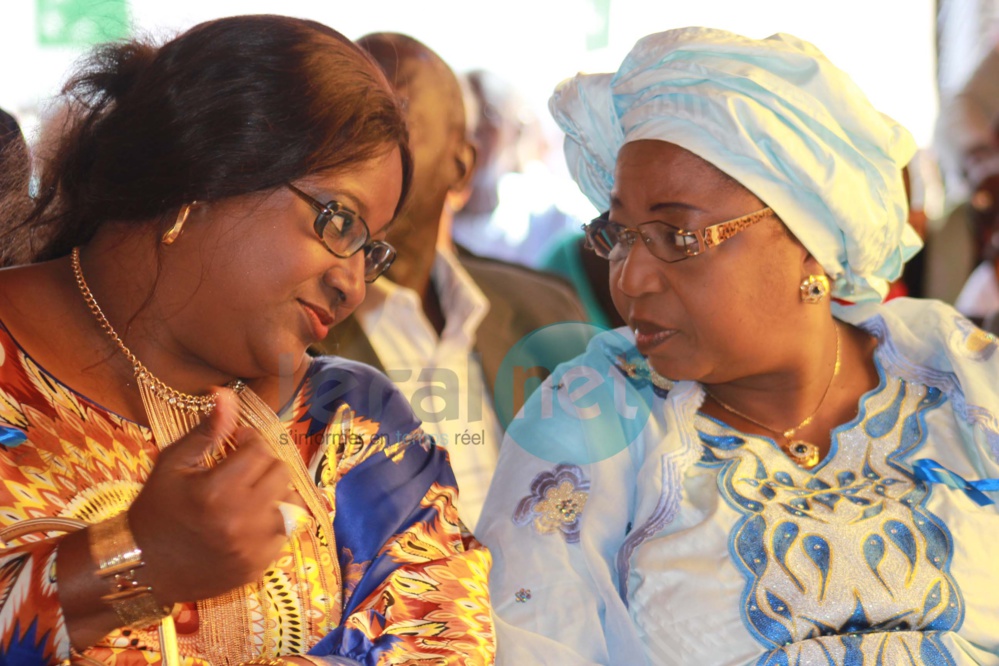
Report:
478,28,999,665
0,15,493,666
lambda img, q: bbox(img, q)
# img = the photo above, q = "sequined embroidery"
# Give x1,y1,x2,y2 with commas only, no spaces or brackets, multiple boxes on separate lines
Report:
609,350,672,398
697,368,962,665
949,315,997,362
513,464,590,543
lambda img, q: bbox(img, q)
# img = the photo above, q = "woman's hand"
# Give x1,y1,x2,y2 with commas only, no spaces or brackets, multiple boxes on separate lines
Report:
128,389,294,605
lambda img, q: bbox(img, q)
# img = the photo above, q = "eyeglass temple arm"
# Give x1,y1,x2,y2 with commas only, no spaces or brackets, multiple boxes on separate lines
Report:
699,207,773,250
286,183,326,215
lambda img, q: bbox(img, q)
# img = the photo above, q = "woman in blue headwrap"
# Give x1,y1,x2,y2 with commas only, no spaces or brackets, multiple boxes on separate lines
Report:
478,27,999,665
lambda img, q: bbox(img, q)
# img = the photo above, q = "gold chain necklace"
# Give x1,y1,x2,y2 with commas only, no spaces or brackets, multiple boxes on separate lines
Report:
704,326,841,469
71,247,217,416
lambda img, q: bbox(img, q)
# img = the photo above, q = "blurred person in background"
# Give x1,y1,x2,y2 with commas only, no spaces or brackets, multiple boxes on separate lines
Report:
452,70,584,267
932,44,999,304
954,227,999,328
537,229,626,329
314,32,586,531
0,107,31,224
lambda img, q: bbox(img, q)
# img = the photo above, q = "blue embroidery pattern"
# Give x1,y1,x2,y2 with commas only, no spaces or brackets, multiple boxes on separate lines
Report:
699,372,962,665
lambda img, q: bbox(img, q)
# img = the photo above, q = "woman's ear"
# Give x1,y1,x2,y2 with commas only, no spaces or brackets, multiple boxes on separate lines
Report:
801,250,825,278
787,226,823,277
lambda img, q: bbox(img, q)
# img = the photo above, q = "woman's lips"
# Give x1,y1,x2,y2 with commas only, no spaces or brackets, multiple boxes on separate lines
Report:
633,323,678,354
299,300,334,340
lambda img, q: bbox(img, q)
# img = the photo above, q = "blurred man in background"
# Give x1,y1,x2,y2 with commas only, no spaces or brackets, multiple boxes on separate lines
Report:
314,33,586,530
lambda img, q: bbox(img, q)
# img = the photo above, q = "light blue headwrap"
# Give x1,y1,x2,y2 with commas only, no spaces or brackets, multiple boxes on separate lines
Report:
550,27,922,303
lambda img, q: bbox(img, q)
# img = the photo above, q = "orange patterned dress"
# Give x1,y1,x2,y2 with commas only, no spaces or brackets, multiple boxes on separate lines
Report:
0,324,494,665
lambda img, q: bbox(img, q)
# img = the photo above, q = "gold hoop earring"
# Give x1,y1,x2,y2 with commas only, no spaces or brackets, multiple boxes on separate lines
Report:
799,274,830,303
161,202,197,245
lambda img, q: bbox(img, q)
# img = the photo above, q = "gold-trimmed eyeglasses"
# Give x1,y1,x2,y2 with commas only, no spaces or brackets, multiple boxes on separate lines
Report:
584,206,773,263
286,183,396,282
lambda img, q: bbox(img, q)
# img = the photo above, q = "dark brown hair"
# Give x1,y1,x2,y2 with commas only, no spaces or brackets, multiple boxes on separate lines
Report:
0,108,30,224
0,14,412,264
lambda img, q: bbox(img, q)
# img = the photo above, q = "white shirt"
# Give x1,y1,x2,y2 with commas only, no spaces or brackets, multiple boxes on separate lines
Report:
355,248,501,530
955,260,999,318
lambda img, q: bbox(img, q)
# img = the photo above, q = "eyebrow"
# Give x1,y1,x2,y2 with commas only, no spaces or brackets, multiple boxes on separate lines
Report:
608,195,703,215
329,190,369,219
339,189,401,236
649,201,702,214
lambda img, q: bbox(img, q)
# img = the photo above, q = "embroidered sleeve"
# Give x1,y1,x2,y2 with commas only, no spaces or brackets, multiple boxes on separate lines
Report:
309,427,494,665
0,540,70,664
474,336,674,665
478,445,626,666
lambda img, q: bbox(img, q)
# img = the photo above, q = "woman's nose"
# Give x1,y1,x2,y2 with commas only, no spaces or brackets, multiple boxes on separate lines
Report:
614,238,665,298
324,250,366,311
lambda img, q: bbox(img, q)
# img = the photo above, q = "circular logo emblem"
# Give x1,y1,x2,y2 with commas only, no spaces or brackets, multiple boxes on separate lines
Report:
494,322,652,464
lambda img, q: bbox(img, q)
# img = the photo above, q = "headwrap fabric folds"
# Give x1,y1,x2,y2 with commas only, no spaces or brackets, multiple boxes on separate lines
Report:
550,27,921,303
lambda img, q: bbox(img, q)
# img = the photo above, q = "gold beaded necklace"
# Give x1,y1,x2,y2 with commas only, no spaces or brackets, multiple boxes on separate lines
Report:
704,326,841,469
71,247,341,661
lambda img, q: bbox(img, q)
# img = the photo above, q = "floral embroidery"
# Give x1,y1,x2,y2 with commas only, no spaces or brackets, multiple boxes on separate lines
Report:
513,464,590,543
514,588,531,603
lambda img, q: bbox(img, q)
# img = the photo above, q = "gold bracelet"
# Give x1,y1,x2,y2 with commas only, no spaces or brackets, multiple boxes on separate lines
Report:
89,512,171,628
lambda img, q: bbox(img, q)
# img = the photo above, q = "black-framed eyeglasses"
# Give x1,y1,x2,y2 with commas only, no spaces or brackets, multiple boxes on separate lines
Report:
286,183,396,283
583,206,773,263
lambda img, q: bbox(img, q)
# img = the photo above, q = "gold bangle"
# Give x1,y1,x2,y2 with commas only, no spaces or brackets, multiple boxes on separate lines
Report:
89,512,171,628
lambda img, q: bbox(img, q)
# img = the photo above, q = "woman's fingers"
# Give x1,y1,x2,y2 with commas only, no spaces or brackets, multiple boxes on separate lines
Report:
211,429,285,488
154,387,239,471
126,403,296,604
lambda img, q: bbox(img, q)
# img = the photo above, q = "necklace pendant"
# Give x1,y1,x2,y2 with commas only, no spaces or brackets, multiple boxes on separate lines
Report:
786,440,820,468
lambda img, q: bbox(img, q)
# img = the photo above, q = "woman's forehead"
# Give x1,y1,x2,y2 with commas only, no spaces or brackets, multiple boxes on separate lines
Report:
612,140,747,207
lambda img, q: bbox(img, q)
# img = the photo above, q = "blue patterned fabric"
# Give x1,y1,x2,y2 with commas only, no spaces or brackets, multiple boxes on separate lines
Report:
698,363,962,664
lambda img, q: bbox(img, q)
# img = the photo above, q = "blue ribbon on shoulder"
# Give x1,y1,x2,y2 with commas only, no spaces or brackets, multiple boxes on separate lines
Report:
912,459,999,507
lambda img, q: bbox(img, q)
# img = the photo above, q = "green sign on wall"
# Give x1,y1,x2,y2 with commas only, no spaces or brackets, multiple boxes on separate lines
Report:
586,0,610,51
37,0,130,47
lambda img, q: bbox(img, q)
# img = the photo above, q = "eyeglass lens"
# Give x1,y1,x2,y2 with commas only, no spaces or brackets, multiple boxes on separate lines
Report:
587,217,701,262
363,242,395,282
318,207,366,257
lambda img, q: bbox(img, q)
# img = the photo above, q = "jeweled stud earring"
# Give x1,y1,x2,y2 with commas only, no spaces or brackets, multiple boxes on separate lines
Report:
799,274,830,304
161,202,197,245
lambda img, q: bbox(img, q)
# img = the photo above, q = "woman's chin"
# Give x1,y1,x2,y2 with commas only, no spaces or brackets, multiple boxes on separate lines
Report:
252,343,311,380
